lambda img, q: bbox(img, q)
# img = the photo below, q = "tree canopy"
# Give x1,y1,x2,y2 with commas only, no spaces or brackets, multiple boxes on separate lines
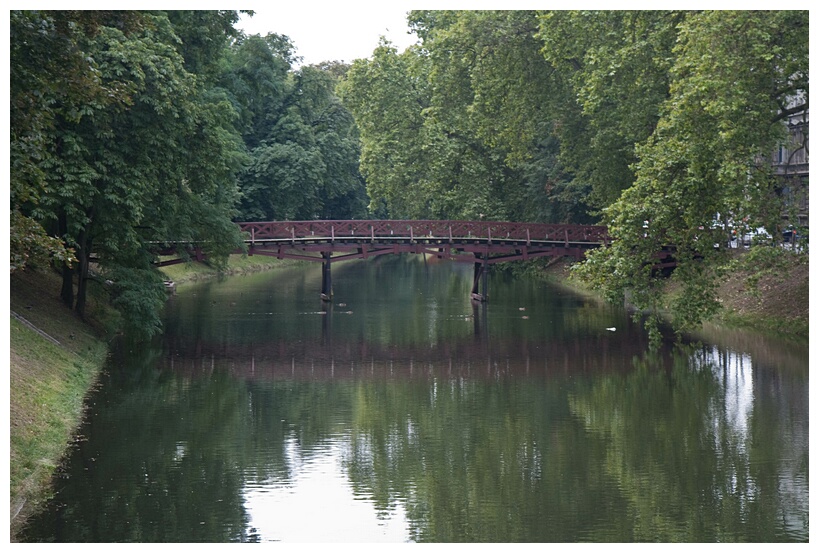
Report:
573,10,808,337
338,9,808,336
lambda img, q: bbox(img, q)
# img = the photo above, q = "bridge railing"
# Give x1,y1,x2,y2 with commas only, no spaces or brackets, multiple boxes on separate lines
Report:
237,220,609,244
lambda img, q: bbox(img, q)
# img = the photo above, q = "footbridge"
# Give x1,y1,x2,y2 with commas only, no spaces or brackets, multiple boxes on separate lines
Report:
159,220,611,301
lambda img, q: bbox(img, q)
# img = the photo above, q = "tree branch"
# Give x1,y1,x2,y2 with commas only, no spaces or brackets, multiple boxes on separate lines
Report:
772,101,808,124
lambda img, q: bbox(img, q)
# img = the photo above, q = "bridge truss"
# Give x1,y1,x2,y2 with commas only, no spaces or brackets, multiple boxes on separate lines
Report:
157,220,611,301
239,220,609,301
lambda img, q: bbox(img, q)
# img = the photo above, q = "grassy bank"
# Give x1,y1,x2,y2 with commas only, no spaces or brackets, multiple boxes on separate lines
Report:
541,247,809,341
9,269,112,540
711,247,809,339
9,254,293,540
158,253,299,284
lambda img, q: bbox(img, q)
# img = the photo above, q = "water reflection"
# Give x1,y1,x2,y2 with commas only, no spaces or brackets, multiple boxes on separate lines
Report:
21,256,808,542
243,436,410,542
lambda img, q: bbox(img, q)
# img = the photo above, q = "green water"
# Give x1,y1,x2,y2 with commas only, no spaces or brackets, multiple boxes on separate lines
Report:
21,255,809,542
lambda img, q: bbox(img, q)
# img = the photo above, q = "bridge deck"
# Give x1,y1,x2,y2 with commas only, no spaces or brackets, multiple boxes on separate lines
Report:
239,220,609,245
236,220,607,264
154,219,611,269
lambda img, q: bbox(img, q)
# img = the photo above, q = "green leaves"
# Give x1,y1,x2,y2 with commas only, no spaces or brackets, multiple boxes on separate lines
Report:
341,11,583,222
576,10,808,336
10,10,246,334
221,36,367,221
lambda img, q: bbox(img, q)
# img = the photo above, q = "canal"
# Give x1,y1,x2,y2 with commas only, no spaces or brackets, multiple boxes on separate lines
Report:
21,255,809,542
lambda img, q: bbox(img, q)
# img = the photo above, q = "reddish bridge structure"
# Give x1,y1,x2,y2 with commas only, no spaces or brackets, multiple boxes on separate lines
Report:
159,220,611,301
239,220,609,301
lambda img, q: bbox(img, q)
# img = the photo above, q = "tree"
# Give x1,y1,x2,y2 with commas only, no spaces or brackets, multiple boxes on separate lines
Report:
9,10,144,272
219,33,297,151
537,10,684,209
295,65,369,219
339,39,431,218
228,36,368,221
163,10,245,83
341,11,592,223
575,11,808,340
13,11,246,336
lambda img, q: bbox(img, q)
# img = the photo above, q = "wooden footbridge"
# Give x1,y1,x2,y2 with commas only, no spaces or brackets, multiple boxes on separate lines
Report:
158,220,611,301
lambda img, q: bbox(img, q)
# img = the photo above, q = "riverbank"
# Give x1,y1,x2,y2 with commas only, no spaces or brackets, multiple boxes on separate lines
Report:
541,247,809,341
158,253,300,284
9,269,111,540
9,254,294,541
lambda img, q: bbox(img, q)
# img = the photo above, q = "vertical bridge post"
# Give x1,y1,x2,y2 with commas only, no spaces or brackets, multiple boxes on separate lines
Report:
321,251,332,301
471,254,489,302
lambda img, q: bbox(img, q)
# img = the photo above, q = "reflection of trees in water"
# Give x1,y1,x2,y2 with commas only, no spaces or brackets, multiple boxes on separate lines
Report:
25,333,808,542
567,345,808,541
27,259,806,542
691,323,808,377
23,342,262,542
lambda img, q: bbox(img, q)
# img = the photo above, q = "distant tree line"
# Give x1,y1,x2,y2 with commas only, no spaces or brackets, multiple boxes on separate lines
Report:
10,10,808,337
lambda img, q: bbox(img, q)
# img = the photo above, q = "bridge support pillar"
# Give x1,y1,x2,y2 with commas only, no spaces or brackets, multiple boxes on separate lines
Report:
321,252,332,301
471,255,489,302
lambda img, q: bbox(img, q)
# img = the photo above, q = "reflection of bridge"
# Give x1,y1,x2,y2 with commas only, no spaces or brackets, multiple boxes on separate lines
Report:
160,220,611,301
161,325,656,382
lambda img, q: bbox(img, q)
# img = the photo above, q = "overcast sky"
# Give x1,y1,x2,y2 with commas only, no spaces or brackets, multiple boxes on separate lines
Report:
233,1,778,67
235,3,421,67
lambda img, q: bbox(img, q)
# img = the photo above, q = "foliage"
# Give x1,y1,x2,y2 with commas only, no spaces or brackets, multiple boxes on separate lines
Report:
103,265,169,338
223,35,368,221
339,39,431,217
9,11,142,273
537,11,683,209
571,11,808,339
341,11,590,223
10,209,76,273
10,10,246,335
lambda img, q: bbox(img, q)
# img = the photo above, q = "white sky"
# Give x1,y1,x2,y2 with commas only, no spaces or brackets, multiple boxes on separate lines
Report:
230,1,790,67
235,3,420,67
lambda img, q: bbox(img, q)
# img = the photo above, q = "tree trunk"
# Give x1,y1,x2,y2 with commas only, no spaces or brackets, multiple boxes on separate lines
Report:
58,210,74,308
75,230,90,319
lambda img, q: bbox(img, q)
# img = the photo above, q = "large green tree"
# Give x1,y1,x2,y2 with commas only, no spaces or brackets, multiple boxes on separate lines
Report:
9,11,145,272
575,11,808,338
341,11,591,223
537,10,684,209
339,39,431,218
12,11,246,335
